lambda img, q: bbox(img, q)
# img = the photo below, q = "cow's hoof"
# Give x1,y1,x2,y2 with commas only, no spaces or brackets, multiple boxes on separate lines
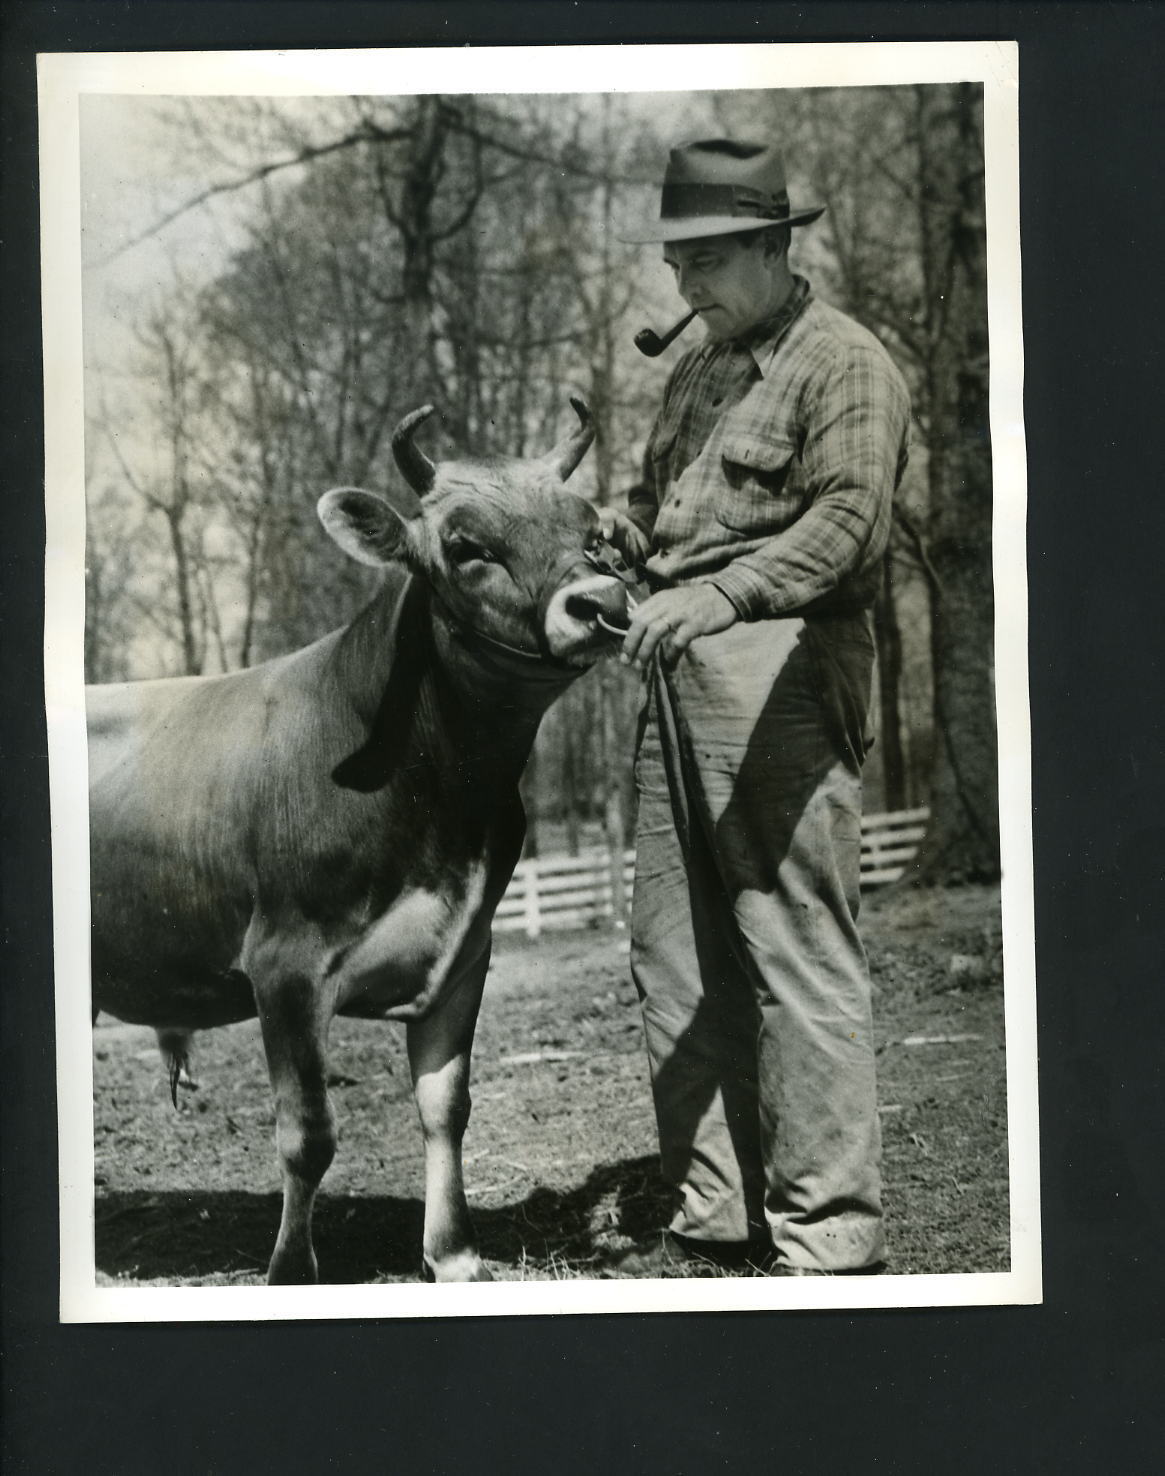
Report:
266,1250,319,1285
422,1250,493,1283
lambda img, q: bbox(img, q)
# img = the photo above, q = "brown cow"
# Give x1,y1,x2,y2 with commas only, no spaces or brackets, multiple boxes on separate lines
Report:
88,399,630,1283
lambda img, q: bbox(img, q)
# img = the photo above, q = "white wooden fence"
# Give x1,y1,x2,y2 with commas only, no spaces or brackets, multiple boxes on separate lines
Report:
495,806,930,938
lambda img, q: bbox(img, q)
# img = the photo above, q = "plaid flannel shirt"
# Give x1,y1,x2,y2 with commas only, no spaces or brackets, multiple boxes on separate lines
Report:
627,276,911,620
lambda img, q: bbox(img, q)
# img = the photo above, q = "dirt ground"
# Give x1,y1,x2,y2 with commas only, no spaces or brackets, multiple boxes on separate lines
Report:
93,883,1009,1285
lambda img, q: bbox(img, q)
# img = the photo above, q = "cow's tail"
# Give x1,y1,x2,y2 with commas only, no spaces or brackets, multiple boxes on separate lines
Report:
156,1028,196,1108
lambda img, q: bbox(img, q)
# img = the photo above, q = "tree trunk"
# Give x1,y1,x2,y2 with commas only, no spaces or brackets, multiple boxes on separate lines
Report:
562,717,581,856
399,97,448,417
874,557,908,812
909,84,999,883
164,505,201,676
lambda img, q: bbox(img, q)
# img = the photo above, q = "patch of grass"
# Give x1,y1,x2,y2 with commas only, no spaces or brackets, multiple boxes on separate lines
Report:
93,885,1009,1285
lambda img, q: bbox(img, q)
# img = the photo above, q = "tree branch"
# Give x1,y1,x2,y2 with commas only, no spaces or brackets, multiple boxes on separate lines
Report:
893,505,944,598
444,109,644,187
433,131,486,241
91,123,410,267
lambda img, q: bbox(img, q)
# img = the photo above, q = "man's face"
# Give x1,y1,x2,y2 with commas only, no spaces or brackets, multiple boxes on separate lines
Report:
662,233,783,343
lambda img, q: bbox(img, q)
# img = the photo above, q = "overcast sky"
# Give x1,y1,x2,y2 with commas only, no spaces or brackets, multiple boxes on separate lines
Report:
80,96,258,372
77,88,730,373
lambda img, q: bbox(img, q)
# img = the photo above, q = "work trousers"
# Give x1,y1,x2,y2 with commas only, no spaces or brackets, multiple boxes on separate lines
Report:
630,613,884,1271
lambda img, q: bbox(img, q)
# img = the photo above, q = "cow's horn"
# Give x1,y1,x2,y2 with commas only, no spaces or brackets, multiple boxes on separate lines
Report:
392,405,438,493
548,397,594,481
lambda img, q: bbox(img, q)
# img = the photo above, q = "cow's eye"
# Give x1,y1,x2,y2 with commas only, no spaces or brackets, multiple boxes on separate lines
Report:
447,537,493,566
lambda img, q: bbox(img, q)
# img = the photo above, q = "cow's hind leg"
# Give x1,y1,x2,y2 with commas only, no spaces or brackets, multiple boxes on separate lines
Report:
407,953,492,1283
255,975,337,1285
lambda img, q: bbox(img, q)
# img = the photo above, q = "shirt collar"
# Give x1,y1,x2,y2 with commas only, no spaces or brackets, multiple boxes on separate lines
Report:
736,275,813,376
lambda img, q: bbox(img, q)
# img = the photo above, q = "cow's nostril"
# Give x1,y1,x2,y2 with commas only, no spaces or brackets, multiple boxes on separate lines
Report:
557,580,630,637
565,592,601,620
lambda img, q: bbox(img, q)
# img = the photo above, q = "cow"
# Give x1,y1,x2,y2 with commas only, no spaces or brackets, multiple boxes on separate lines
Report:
87,398,632,1284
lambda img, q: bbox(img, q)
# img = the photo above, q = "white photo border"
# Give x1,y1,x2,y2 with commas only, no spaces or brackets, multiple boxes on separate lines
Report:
39,39,1037,1323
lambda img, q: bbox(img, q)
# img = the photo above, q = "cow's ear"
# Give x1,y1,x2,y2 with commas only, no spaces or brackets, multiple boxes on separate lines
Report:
317,487,419,566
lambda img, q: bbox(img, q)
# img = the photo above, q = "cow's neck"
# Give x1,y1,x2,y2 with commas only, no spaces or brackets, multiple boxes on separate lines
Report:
433,600,576,705
331,573,577,799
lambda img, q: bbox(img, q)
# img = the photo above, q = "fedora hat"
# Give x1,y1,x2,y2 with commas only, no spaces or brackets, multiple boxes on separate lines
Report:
620,138,825,244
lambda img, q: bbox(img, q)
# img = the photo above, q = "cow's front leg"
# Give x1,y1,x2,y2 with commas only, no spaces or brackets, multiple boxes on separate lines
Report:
407,952,492,1283
255,973,337,1285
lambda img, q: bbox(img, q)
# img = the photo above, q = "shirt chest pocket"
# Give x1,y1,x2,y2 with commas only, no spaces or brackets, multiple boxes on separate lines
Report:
716,430,801,535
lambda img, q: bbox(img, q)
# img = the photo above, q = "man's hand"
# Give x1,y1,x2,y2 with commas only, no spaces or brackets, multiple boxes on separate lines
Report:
596,507,652,569
620,584,739,672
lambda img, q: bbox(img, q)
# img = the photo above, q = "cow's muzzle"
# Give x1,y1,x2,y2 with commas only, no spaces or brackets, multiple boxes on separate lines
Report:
544,575,631,660
564,581,631,627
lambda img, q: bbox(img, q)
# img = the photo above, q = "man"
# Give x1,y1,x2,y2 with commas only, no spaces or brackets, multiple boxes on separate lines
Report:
602,138,911,1276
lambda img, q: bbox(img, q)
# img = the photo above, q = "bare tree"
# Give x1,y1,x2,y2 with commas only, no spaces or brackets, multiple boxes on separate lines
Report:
92,303,218,675
83,475,138,683
905,84,998,880
85,89,983,877
874,557,908,812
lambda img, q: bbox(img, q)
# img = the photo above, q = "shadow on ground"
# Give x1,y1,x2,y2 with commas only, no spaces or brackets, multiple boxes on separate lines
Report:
96,1155,673,1284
